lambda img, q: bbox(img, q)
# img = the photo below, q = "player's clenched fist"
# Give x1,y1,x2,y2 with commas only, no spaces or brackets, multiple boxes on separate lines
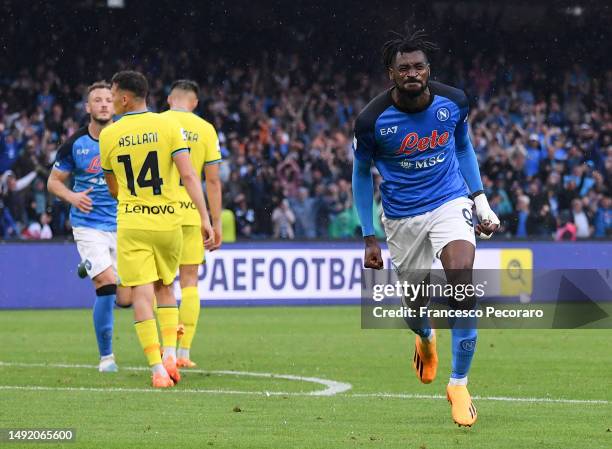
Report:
208,221,222,252
473,193,500,239
363,236,383,270
201,220,215,249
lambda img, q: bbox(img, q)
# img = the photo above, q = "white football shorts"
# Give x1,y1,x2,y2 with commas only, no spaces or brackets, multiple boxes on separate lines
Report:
72,226,118,279
382,196,476,279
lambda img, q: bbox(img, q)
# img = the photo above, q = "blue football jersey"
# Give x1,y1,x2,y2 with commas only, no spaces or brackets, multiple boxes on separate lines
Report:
353,81,470,219
53,127,117,231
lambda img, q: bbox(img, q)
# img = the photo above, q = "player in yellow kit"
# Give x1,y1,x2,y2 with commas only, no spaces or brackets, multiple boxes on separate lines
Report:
161,80,223,368
99,71,214,388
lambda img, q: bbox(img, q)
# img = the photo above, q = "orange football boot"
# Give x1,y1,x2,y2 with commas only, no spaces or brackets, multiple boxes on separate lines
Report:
163,356,181,384
152,372,174,388
176,358,197,368
446,384,477,427
412,333,438,384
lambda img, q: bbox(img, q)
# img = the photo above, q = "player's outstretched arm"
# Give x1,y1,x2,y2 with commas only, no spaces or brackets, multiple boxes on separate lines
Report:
454,117,499,238
352,158,383,269
174,152,214,247
204,163,222,251
47,168,93,213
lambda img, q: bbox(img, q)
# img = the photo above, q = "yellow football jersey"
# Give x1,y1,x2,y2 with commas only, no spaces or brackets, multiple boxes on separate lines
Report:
161,109,221,226
100,111,188,231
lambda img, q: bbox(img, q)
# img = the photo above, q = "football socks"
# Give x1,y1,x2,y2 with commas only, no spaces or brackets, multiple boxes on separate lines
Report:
93,285,116,358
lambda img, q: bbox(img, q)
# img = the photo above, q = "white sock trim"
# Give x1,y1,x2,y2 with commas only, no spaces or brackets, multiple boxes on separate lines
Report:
424,329,436,342
151,363,167,375
448,376,468,386
162,347,176,360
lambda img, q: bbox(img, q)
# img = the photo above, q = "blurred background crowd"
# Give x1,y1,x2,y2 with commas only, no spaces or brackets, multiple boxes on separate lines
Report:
0,0,610,240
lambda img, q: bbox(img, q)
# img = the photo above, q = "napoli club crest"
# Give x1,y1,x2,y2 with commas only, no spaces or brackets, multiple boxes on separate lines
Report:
436,107,450,121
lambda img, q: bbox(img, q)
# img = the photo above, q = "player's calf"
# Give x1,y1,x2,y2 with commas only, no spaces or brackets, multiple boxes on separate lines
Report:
93,284,117,371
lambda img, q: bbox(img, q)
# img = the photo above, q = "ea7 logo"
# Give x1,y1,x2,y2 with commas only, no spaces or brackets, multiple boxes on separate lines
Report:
380,126,398,136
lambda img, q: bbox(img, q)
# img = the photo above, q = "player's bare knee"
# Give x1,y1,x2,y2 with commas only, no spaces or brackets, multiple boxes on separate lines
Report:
179,265,199,288
442,254,473,272
154,281,176,306
92,267,116,290
115,286,132,308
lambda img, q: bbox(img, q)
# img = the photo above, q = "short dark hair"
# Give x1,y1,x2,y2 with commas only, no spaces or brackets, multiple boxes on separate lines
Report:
170,79,200,96
111,70,148,98
382,29,439,69
87,81,111,94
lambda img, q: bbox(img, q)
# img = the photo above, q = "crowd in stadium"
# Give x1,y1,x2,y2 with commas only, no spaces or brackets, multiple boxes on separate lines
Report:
0,6,610,241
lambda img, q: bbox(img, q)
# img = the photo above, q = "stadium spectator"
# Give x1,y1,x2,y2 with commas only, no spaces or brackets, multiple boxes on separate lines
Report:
233,193,255,238
556,211,577,241
570,198,592,238
21,211,53,240
0,5,610,241
271,199,296,239
594,196,611,237
290,187,317,239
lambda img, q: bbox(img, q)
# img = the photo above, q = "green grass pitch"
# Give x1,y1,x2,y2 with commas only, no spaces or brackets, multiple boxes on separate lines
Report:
0,307,610,448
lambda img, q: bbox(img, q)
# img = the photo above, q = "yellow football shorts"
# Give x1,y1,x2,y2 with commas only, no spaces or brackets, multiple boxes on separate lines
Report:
180,225,205,265
117,227,183,286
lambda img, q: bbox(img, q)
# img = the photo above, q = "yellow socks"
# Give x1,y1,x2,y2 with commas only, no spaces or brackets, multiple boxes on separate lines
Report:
178,287,200,354
134,319,161,366
156,306,179,359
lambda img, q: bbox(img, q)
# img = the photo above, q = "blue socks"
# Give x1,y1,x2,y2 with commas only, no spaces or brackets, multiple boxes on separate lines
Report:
94,285,116,357
450,326,477,379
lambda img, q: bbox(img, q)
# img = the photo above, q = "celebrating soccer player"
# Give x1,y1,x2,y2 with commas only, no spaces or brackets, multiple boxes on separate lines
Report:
352,30,499,427
48,81,129,373
99,71,214,388
161,80,223,368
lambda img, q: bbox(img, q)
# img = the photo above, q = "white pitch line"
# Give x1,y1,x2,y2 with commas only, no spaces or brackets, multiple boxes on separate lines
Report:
0,386,608,405
349,392,610,405
0,361,352,397
0,385,306,396
0,361,608,405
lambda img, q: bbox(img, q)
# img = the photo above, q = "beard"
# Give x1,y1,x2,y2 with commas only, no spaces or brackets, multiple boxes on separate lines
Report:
92,115,112,125
395,79,428,98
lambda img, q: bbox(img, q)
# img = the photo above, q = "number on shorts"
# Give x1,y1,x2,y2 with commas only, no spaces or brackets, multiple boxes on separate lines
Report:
117,151,164,196
462,208,473,227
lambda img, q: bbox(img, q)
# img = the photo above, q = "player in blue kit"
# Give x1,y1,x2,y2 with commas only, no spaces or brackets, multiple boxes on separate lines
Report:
47,81,128,372
352,30,499,427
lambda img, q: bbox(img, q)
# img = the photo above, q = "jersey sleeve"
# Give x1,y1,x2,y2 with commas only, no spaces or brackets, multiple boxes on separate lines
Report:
353,115,377,162
99,129,113,172
168,119,189,158
204,124,222,165
454,100,484,194
53,141,75,172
